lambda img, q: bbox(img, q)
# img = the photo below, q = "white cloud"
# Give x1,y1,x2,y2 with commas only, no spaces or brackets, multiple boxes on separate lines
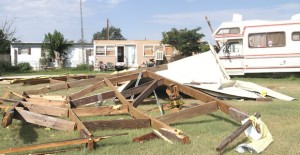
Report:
97,0,124,7
0,0,94,41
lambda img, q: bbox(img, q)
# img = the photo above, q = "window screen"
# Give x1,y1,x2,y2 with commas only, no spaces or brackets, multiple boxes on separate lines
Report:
249,32,285,48
292,32,300,41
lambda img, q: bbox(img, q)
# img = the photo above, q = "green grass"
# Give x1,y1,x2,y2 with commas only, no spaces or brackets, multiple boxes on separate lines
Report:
0,73,299,155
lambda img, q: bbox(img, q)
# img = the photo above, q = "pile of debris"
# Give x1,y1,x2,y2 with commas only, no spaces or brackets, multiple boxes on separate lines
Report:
0,64,277,154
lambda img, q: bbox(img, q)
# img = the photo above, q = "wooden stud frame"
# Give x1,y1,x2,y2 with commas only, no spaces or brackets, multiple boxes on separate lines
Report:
0,67,259,154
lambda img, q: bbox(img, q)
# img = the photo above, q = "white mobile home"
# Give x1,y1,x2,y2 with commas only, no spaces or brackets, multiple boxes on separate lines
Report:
213,14,300,75
10,43,94,70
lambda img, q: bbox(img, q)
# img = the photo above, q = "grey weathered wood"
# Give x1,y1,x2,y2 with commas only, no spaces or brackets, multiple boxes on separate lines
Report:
228,107,249,122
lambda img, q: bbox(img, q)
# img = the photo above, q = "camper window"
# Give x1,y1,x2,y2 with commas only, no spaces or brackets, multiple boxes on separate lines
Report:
292,32,300,41
217,27,240,34
106,46,115,56
96,46,105,55
249,32,285,48
223,42,240,54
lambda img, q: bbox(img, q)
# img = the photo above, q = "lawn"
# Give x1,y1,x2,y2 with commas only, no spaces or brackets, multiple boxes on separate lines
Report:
0,72,299,155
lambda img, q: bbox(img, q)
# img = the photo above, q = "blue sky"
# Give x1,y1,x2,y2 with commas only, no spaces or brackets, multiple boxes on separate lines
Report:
1,0,300,43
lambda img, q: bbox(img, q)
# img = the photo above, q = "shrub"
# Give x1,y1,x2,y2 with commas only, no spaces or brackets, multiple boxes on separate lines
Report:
17,62,32,72
73,64,93,71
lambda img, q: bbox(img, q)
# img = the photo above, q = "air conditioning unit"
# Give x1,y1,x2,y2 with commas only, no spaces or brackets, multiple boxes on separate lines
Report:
155,50,164,60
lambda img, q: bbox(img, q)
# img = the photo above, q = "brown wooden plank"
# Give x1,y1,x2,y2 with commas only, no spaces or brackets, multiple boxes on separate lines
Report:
156,101,218,124
228,107,249,122
21,102,68,117
158,128,189,144
132,80,158,107
68,108,93,136
68,81,106,100
25,98,66,107
132,132,159,143
121,80,158,98
29,95,66,101
216,113,260,152
2,102,20,128
70,91,115,107
0,133,127,154
73,105,128,117
83,119,150,130
107,72,145,85
15,107,75,131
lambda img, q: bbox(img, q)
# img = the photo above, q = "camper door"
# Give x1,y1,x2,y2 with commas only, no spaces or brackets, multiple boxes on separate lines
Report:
219,40,244,75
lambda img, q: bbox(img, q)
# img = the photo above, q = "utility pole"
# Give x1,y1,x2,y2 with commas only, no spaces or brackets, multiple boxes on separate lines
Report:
106,18,109,40
80,0,85,64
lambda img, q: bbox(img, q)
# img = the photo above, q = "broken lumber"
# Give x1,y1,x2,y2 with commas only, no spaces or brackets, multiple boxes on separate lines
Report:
0,133,128,154
2,102,20,128
15,107,75,131
216,113,261,152
104,77,190,144
73,105,128,117
21,102,68,117
83,119,150,130
156,101,218,124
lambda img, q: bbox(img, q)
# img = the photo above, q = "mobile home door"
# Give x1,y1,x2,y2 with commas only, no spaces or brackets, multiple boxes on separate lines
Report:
219,40,244,75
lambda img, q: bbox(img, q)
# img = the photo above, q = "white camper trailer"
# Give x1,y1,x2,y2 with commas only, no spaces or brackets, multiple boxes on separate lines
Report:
213,14,300,75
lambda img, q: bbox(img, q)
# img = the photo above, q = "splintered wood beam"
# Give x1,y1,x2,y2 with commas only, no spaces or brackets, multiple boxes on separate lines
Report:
0,133,128,154
2,102,20,128
157,101,218,124
132,80,159,107
68,108,93,136
83,119,150,131
133,132,159,143
158,128,190,144
14,107,75,131
24,98,66,107
216,113,260,152
104,78,190,144
21,102,68,117
70,91,115,107
145,71,244,117
68,81,106,100
73,105,128,117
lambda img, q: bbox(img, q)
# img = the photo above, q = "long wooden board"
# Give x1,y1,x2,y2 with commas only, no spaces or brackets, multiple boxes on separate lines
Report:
73,105,128,117
156,101,218,124
83,119,150,130
21,102,68,117
15,108,75,131
0,133,127,154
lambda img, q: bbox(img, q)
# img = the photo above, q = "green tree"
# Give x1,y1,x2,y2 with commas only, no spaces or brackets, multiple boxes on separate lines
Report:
93,26,126,40
0,18,19,54
161,27,208,56
41,30,72,69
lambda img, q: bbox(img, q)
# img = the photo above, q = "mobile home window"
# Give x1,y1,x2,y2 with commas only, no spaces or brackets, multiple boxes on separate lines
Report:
248,32,285,48
96,46,105,55
18,47,31,55
292,32,300,41
106,46,115,56
217,27,240,34
144,45,154,56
